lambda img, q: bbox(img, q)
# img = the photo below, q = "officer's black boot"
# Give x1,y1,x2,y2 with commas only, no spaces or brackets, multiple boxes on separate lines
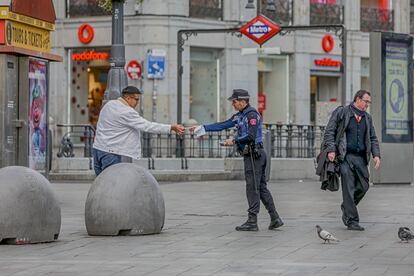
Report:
235,214,258,231
268,212,284,230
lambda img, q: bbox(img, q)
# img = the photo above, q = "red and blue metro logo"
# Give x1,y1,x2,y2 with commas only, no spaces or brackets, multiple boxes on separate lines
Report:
239,15,281,46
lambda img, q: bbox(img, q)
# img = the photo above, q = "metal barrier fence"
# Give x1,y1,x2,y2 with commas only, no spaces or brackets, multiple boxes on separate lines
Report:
56,124,325,159
142,124,325,159
56,124,95,158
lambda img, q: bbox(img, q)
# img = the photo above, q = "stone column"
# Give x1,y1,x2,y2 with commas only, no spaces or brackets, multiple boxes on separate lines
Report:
393,0,410,34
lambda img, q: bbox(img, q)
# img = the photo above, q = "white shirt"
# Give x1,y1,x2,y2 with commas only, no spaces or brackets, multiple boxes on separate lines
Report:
93,98,171,159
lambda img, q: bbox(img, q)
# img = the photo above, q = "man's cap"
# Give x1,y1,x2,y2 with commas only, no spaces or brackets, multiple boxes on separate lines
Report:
227,89,250,101
122,86,142,95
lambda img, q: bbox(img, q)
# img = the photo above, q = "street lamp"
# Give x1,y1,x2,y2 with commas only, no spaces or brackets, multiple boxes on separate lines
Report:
104,0,128,101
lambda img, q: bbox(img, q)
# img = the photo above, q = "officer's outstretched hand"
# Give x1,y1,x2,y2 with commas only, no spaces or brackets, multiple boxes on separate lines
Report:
223,138,235,146
188,125,198,132
171,124,185,135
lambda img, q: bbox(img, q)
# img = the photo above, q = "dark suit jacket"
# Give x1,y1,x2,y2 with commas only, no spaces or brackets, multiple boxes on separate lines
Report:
323,105,381,163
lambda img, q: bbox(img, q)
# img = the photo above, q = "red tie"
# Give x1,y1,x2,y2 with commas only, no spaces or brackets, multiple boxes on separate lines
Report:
355,115,361,124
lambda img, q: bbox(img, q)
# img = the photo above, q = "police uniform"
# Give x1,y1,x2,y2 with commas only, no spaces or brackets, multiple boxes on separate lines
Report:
203,89,283,231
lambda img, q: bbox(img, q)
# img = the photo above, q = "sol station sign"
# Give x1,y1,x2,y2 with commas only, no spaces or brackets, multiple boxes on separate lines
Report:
239,15,281,46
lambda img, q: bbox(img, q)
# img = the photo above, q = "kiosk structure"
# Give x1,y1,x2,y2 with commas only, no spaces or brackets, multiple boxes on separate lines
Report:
0,0,61,176
370,32,413,184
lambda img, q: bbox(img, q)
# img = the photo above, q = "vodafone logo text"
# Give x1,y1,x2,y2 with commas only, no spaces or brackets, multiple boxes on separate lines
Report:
72,50,109,61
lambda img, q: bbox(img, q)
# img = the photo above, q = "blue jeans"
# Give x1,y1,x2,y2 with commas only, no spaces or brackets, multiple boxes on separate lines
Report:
93,148,122,176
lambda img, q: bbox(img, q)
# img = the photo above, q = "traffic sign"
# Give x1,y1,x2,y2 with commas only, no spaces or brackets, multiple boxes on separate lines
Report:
147,49,166,79
126,60,142,80
239,15,281,46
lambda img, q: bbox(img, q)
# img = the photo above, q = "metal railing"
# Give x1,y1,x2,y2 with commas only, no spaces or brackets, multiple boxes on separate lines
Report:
189,0,223,20
56,124,95,159
141,124,325,159
66,0,110,18
360,7,394,32
54,123,325,159
310,2,344,25
259,0,293,25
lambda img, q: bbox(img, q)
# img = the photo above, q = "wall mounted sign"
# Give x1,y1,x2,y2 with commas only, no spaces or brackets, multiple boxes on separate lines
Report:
0,6,53,53
71,50,109,61
310,54,342,71
322,34,334,53
78,24,94,44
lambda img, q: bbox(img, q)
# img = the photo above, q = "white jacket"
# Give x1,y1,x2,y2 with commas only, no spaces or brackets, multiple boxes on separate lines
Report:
93,98,171,159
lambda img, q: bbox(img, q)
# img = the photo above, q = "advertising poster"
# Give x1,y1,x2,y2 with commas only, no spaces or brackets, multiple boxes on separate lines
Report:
382,35,413,143
29,58,48,170
385,42,409,135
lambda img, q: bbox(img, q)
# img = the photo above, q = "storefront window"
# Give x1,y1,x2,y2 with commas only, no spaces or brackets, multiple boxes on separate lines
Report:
70,48,110,125
66,0,110,18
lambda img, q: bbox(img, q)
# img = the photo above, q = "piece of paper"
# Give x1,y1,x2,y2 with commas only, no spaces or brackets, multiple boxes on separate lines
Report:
194,125,206,138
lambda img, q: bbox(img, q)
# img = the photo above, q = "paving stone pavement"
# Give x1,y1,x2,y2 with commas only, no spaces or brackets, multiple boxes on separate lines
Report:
1,180,414,275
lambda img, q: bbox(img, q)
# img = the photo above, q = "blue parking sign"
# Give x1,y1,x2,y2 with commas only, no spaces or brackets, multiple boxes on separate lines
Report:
147,53,165,79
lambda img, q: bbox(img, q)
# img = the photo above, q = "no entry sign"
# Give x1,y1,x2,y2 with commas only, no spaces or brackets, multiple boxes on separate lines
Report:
239,15,281,46
126,60,142,80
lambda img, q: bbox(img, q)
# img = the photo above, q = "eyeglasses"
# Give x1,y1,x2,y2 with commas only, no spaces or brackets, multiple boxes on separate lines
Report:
130,96,140,102
361,99,371,104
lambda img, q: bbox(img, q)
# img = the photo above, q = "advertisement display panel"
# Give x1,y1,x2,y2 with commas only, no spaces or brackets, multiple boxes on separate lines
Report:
382,33,413,143
28,58,48,171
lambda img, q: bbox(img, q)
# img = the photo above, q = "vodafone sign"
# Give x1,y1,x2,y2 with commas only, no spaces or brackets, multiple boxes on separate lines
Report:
78,24,95,44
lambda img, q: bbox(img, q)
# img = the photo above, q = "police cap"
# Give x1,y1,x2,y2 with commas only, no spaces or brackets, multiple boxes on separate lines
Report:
227,89,250,101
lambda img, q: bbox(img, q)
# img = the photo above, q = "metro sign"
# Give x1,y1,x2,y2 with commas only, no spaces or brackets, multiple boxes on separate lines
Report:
239,15,281,46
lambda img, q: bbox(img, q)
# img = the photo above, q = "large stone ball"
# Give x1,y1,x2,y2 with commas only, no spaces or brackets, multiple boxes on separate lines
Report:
0,166,61,244
85,163,165,236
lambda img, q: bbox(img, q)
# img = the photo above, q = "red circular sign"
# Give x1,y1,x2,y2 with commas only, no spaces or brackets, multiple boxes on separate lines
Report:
126,60,142,80
322,34,334,53
78,24,94,44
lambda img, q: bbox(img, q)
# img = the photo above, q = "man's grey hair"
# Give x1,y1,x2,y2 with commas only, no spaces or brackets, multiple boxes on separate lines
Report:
353,90,371,102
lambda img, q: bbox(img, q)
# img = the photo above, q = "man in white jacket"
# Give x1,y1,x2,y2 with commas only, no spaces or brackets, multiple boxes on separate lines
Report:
93,86,185,175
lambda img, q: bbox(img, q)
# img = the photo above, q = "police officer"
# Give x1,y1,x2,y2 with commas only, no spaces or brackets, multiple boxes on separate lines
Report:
191,89,283,231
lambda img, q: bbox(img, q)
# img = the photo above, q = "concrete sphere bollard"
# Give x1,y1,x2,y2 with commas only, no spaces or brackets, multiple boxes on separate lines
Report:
0,166,61,245
85,163,165,236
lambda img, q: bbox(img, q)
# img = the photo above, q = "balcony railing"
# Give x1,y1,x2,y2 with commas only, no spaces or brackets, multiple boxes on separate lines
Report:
189,0,223,20
360,7,394,32
66,0,110,18
259,0,293,25
310,3,344,25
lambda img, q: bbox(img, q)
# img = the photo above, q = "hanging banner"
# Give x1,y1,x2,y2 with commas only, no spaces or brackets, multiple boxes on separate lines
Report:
29,58,48,171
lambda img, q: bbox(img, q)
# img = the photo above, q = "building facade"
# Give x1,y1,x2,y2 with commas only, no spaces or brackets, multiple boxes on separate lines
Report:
49,0,410,135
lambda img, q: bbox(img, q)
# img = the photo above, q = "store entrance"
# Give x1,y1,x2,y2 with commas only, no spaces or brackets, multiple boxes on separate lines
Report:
87,67,107,126
310,75,341,125
70,49,110,126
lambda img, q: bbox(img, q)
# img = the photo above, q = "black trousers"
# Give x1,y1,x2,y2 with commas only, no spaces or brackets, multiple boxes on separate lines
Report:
340,153,370,226
243,148,279,218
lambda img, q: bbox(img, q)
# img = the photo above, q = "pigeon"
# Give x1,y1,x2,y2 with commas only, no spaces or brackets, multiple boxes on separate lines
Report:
398,227,414,242
316,225,340,243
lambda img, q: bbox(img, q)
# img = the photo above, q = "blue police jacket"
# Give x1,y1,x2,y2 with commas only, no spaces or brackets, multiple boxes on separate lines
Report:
203,105,262,150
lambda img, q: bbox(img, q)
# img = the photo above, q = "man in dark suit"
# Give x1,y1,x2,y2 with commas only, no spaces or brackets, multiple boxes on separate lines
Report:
324,90,381,231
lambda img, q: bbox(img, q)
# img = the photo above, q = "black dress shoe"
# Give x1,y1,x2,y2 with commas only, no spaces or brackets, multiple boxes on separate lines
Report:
268,218,284,230
235,221,258,231
347,223,364,231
